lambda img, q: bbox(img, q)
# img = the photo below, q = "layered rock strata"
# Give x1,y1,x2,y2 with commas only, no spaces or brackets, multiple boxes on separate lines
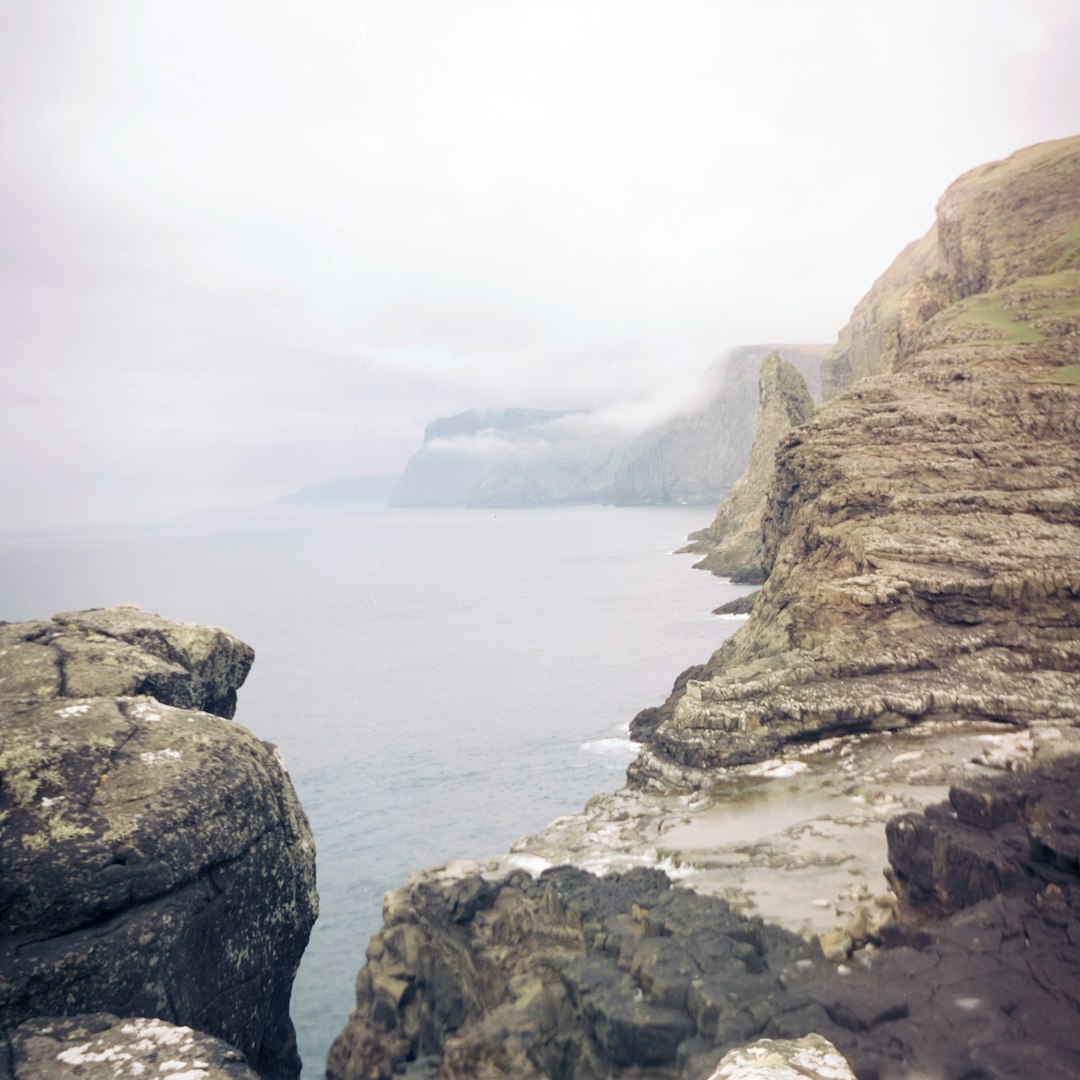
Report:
822,135,1080,398
0,606,318,1080
684,353,815,583
633,137,1080,785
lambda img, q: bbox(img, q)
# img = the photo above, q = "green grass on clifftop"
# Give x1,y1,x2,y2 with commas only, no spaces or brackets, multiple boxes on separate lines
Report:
1031,363,1080,385
944,270,1080,346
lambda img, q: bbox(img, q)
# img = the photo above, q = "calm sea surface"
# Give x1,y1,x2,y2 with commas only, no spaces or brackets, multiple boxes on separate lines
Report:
0,505,746,1075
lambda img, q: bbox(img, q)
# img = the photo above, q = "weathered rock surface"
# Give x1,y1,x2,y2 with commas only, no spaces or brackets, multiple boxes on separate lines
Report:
706,1034,855,1080
327,809,1080,1080
0,606,317,1080
631,136,1080,785
684,353,815,583
822,135,1080,399
326,864,855,1080
2,1013,259,1080
888,755,1080,915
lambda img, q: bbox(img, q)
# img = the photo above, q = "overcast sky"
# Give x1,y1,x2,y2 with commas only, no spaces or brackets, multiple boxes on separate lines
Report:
2,1,1078,528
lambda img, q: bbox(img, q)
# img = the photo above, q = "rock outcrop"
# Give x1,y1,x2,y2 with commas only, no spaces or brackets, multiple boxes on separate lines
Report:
706,1035,855,1080
327,802,1080,1080
0,606,318,1080
3,1014,260,1080
327,864,865,1080
684,353,815,583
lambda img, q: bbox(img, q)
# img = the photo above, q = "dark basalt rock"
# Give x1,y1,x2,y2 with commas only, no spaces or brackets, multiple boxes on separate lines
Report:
888,756,1080,913
329,756,1080,1080
0,607,318,1080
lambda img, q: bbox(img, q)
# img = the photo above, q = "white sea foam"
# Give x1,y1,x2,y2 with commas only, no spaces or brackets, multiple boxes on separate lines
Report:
580,736,638,761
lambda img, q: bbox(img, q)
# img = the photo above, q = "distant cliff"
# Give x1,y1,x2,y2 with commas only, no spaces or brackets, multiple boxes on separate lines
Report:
388,407,585,507
388,346,826,509
683,352,815,583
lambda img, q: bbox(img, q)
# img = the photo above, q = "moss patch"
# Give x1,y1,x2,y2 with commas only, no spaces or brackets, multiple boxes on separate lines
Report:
937,270,1080,346
1031,363,1080,386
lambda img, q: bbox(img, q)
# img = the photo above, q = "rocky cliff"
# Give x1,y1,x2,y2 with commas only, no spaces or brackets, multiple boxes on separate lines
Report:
329,137,1080,1079
0,606,318,1080
683,353,815,583
822,135,1080,399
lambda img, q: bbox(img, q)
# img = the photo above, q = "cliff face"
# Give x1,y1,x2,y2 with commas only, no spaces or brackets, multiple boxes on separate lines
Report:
635,135,1080,782
685,353,815,583
0,607,318,1080
388,408,589,507
822,135,1080,399
606,346,824,508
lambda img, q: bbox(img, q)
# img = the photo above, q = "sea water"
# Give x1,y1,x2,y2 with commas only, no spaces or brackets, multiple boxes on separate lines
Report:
0,505,748,1075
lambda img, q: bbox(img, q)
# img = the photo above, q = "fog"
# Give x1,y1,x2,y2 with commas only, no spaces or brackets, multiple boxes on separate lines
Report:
2,1,1078,528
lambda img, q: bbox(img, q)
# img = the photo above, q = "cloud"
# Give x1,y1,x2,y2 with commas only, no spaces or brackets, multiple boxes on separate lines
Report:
425,429,549,460
1,0,1079,526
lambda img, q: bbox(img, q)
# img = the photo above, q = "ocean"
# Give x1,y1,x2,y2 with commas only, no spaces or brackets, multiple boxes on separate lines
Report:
0,504,747,1075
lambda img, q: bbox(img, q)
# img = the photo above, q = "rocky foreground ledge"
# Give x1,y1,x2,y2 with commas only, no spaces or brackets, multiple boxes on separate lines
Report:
328,138,1080,1079
0,606,317,1080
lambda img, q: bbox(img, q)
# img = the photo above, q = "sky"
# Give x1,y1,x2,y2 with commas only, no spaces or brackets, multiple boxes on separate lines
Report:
2,0,1079,528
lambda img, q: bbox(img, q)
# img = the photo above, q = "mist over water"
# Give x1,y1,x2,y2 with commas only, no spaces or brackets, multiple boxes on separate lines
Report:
0,504,747,1075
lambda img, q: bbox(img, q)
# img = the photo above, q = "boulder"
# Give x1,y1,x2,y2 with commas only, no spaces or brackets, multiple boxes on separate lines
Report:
3,1013,259,1080
0,607,317,1080
706,1034,856,1080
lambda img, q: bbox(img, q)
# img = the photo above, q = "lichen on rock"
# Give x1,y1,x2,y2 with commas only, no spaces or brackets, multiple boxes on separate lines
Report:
5,1013,260,1079
0,606,318,1080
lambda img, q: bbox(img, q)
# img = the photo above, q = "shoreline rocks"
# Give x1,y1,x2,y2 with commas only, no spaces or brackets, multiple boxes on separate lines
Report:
0,606,318,1080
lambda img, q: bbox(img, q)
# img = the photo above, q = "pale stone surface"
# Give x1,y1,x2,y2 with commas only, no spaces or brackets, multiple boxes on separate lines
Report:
5,1014,260,1080
707,1034,856,1080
